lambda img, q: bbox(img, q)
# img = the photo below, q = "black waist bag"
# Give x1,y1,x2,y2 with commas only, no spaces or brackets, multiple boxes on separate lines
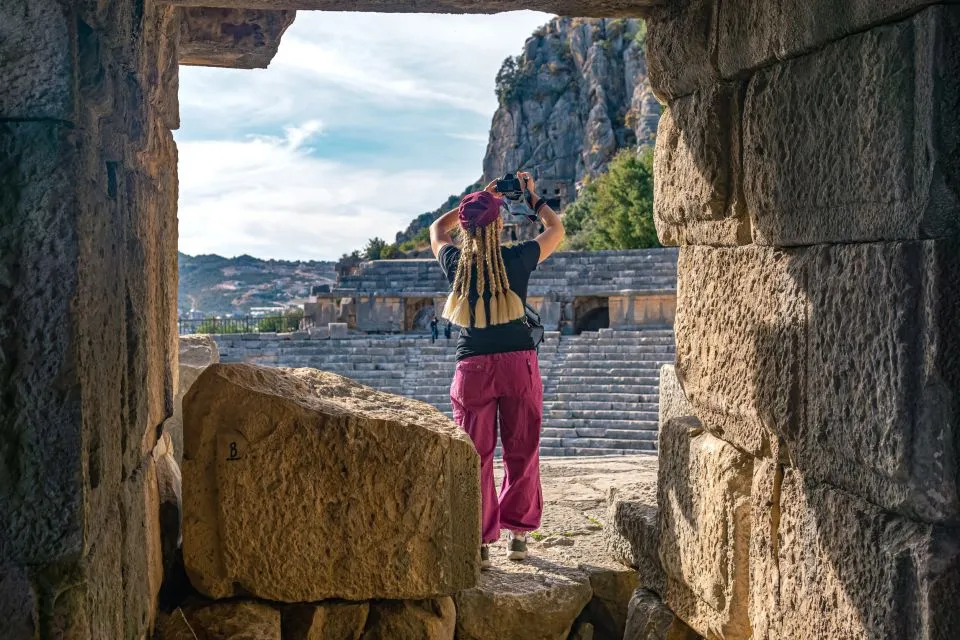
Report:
522,304,544,350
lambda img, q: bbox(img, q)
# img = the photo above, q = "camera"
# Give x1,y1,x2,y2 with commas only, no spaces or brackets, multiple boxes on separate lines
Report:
496,173,524,201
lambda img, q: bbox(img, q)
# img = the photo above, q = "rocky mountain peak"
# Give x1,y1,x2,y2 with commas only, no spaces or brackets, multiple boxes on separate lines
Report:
482,17,659,212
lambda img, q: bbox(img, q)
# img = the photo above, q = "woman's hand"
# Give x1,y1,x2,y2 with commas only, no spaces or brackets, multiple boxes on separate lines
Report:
484,179,499,195
518,171,538,205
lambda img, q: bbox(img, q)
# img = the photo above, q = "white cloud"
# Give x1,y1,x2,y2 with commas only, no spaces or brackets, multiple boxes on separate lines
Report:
176,10,553,260
177,124,478,260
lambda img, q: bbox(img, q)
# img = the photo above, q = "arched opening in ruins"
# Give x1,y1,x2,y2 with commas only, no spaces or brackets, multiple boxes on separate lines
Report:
404,297,435,332
573,296,610,333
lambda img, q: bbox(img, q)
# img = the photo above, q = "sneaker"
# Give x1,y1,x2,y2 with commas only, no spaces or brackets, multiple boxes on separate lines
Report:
507,531,528,561
480,545,492,570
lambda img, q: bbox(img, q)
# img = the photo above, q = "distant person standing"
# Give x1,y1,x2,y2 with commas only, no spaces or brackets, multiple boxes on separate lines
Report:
444,320,453,341
430,315,439,343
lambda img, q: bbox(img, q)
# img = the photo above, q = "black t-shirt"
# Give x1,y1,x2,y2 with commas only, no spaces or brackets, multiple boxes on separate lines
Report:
438,240,541,362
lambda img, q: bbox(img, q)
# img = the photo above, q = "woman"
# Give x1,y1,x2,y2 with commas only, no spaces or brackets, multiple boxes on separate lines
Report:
430,172,565,569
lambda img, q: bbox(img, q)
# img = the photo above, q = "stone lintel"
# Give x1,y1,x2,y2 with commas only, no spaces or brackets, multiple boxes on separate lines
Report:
166,0,667,18
178,7,296,69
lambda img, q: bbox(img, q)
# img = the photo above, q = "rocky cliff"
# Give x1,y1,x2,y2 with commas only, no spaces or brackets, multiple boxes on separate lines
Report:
392,17,658,251
483,17,658,203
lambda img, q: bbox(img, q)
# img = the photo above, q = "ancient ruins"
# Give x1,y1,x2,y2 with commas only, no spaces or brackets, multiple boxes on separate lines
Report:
2,1,958,640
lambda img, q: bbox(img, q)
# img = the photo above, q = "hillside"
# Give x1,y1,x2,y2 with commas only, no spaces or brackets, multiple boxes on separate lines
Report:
371,16,659,258
178,253,336,316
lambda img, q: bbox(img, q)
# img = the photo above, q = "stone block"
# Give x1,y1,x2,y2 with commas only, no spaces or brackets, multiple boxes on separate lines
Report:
581,564,640,639
658,364,694,429
752,470,960,640
179,8,296,69
674,246,802,458
658,416,753,639
716,0,956,80
455,568,592,640
624,588,702,640
0,122,85,564
182,600,281,640
164,335,220,465
794,239,960,523
654,82,750,247
362,598,455,640
283,602,369,640
329,322,348,339
743,5,960,245
182,364,480,601
605,490,666,596
0,1,75,119
646,0,719,101
0,565,38,640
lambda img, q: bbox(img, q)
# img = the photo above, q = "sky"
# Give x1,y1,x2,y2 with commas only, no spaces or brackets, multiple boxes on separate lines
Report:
176,10,553,261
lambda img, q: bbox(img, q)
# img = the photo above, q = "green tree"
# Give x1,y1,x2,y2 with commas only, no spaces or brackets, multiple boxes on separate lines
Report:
563,149,659,250
364,237,387,261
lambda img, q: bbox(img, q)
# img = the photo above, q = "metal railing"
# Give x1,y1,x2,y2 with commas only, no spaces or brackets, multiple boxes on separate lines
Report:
178,314,313,336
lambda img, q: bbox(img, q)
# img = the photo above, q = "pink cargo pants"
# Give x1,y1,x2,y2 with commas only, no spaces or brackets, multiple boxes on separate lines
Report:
450,350,543,544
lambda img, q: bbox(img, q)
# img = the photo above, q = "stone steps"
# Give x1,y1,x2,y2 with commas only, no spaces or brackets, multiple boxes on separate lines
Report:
216,327,675,455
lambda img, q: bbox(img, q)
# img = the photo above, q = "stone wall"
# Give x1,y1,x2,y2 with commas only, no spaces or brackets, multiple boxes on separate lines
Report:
649,2,960,638
1,2,180,637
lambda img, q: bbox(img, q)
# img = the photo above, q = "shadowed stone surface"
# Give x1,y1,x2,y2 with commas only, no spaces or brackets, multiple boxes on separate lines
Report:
654,81,749,247
744,5,960,246
0,2,74,119
624,588,703,640
179,7,296,69
605,486,665,597
182,600,281,639
182,363,480,602
751,471,960,640
658,417,753,640
283,602,369,640
362,598,456,640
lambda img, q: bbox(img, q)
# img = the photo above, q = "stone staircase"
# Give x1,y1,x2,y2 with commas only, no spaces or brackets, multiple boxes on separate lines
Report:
335,248,679,296
216,327,675,456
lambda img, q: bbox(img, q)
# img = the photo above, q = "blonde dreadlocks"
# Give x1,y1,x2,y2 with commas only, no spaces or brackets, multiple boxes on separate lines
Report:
442,223,525,329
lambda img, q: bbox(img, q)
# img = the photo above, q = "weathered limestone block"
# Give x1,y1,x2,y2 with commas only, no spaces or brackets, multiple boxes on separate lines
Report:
658,417,753,640
0,565,38,640
0,1,74,119
581,564,640,639
329,322,349,338
654,82,750,247
182,364,480,601
744,5,960,245
156,609,198,640
795,239,960,523
674,246,802,458
283,602,370,640
717,0,957,81
455,569,593,640
658,364,694,429
605,489,666,596
752,470,960,640
646,0,719,101
182,600,281,640
624,588,703,640
362,598,456,640
164,335,220,464
179,8,296,69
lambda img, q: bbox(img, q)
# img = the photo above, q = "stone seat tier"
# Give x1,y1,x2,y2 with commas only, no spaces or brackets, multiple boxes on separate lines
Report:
216,327,676,456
